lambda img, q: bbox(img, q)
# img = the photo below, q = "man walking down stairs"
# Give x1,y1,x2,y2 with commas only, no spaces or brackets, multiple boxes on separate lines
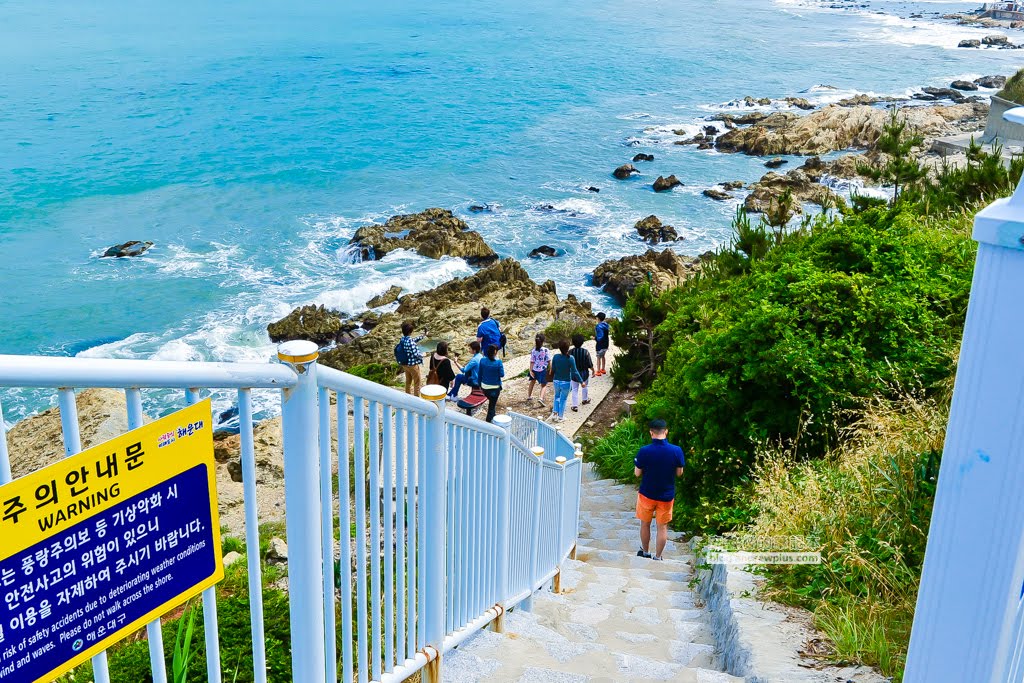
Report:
444,462,742,682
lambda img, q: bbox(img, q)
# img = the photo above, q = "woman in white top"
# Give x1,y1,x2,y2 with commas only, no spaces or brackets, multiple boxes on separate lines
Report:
527,333,551,406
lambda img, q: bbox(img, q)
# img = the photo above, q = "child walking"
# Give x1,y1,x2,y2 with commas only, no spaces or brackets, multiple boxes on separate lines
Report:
527,333,551,406
594,312,610,376
547,340,583,423
569,334,594,412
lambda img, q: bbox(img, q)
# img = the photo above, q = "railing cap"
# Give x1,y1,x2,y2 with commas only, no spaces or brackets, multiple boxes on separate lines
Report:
492,414,512,428
974,106,1024,252
277,340,319,364
531,446,545,458
420,385,448,401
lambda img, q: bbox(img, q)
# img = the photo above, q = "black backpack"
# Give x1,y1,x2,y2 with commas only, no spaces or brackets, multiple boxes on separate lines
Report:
394,339,411,366
499,332,508,357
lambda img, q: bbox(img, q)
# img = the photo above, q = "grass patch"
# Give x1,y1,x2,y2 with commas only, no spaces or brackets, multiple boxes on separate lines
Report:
997,67,1024,104
346,362,402,387
543,317,592,345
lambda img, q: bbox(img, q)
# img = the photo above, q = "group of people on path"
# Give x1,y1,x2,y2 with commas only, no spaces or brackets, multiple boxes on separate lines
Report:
395,308,613,423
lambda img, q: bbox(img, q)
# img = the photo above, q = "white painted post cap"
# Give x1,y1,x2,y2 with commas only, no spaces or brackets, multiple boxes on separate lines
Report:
555,456,567,464
492,414,512,428
277,340,319,364
420,385,448,401
530,446,545,458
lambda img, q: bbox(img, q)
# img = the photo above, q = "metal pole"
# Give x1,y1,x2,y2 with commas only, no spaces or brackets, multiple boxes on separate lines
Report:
492,415,512,632
419,385,447,683
904,144,1024,682
278,341,327,683
523,446,545,611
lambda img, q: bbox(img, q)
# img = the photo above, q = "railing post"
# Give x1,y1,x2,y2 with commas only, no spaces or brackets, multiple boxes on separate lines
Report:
571,446,583,560
491,415,513,632
419,385,448,683
522,446,545,611
904,158,1024,682
278,341,327,683
553,456,567,594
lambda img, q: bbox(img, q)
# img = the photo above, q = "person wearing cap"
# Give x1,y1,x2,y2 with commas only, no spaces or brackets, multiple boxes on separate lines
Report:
634,418,685,560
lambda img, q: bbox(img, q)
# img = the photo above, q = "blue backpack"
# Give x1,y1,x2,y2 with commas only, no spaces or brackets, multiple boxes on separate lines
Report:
394,338,413,366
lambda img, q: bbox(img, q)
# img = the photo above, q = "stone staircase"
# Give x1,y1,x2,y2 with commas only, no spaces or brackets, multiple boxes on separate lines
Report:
444,463,742,683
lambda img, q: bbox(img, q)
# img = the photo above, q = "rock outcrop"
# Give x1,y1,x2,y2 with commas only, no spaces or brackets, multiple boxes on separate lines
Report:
958,39,981,48
349,208,497,265
652,175,683,192
366,285,403,308
613,164,638,179
951,79,979,91
715,103,988,156
592,249,701,303
983,34,1011,46
319,259,592,369
743,156,847,214
528,245,563,258
267,304,346,346
976,75,1007,89
102,241,153,258
632,153,654,162
764,158,787,169
703,188,732,201
633,215,679,244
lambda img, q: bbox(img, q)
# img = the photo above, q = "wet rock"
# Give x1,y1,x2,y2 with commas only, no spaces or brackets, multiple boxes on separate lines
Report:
703,125,720,136
722,180,745,190
703,188,732,201
975,75,1007,89
366,285,403,308
613,163,639,179
528,245,563,258
951,80,979,91
634,215,679,244
983,34,1010,46
712,111,771,126
468,204,492,213
765,157,788,169
349,208,497,265
320,259,592,369
784,97,815,110
652,175,683,192
586,186,601,193
836,93,907,107
592,249,701,304
922,87,965,102
267,304,345,346
743,96,773,107
102,240,153,258
743,167,844,214
958,39,981,48
632,153,655,162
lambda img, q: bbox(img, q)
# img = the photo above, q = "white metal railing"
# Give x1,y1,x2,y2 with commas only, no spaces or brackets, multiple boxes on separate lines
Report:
0,344,582,683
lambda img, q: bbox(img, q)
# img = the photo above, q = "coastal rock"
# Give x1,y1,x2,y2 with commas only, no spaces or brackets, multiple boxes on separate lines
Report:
267,304,345,346
266,538,288,564
975,75,1007,89
765,158,788,169
468,204,495,213
102,240,153,258
703,125,720,136
592,249,701,303
983,34,1010,46
528,245,563,258
613,163,639,179
366,285,403,308
951,80,979,91
652,175,683,192
722,180,745,190
6,389,137,479
703,188,733,201
743,166,845,214
921,87,965,102
715,103,987,156
586,186,601,193
349,208,497,265
634,215,679,244
958,39,981,48
632,153,655,162
743,96,773,107
836,93,906,107
784,97,815,111
319,259,592,369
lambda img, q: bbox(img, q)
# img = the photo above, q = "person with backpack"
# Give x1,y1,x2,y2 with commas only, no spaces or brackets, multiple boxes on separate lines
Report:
448,340,482,400
476,308,502,358
527,333,551,406
594,312,611,377
427,341,459,393
477,344,505,423
395,321,426,395
569,333,594,412
546,339,583,423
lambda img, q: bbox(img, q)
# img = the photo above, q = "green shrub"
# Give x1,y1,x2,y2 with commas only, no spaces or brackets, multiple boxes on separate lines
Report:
346,362,401,386
997,67,1024,104
543,317,592,345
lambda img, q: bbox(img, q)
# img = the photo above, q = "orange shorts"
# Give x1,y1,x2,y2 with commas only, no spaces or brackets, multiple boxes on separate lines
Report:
636,493,674,525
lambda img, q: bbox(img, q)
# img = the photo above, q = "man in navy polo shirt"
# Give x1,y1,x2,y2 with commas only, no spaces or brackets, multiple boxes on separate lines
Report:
634,418,685,560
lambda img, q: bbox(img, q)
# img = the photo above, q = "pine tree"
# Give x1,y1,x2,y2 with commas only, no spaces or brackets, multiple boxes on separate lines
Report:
859,107,927,202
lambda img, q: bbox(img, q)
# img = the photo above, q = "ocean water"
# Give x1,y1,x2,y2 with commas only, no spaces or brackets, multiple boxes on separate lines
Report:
1,0,1021,421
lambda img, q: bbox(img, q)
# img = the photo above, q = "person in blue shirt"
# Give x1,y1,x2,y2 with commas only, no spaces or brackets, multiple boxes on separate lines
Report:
476,344,505,423
448,341,483,400
546,340,583,423
594,312,611,377
633,418,685,560
476,308,502,357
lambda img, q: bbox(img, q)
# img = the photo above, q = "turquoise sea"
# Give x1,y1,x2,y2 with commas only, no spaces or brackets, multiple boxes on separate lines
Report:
2,0,1021,421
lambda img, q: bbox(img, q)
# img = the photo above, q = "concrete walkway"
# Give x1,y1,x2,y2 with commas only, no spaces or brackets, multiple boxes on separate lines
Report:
460,339,621,438
444,462,741,683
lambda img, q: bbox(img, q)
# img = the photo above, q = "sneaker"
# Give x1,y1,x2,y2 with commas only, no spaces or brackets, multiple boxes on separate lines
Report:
557,416,565,423
637,549,651,559
571,406,579,412
581,399,591,405
652,556,664,561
